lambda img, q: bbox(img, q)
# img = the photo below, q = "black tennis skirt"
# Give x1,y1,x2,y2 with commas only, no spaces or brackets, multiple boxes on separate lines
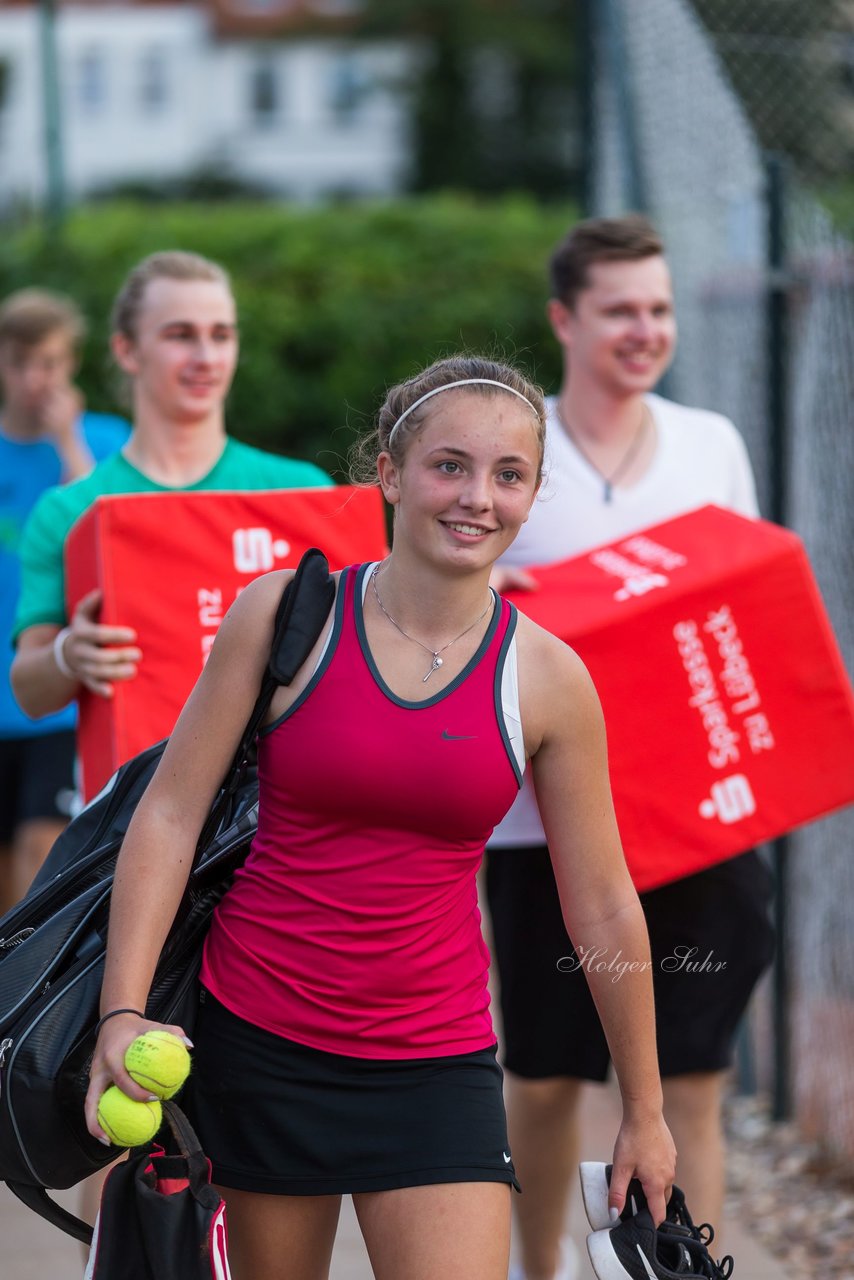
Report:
182,989,520,1196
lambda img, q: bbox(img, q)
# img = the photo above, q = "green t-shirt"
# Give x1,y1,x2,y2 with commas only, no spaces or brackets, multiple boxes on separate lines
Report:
14,438,332,639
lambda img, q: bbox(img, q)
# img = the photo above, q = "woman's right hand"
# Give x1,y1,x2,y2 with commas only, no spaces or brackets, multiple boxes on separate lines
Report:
84,1012,192,1144
608,1105,676,1227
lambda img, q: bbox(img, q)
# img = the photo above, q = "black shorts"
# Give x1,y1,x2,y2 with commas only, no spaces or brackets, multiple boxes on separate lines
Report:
0,731,76,843
183,989,520,1196
485,846,775,1081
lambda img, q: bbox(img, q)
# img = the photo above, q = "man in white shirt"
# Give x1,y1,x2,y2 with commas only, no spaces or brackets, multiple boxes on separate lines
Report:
487,215,773,1280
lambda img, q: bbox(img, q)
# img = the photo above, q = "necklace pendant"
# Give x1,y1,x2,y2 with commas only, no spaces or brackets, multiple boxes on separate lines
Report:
603,480,613,503
422,654,443,682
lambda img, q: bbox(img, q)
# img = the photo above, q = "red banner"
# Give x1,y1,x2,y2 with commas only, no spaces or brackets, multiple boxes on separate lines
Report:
504,505,854,889
65,486,388,799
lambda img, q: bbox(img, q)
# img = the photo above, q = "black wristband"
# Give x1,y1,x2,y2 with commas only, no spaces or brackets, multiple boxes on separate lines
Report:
96,1007,145,1034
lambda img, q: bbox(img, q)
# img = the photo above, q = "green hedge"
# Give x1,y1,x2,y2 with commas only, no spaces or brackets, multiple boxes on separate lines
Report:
0,197,576,477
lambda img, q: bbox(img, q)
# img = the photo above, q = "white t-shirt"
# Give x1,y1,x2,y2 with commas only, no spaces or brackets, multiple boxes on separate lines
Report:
489,391,759,849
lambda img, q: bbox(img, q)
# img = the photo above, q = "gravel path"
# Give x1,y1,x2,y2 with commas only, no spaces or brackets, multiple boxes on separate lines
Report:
725,1095,854,1279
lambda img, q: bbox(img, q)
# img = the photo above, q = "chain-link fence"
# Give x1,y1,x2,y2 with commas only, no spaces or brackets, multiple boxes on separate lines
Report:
585,0,854,1163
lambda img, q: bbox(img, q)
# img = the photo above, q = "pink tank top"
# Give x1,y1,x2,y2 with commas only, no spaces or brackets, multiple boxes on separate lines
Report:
201,563,522,1059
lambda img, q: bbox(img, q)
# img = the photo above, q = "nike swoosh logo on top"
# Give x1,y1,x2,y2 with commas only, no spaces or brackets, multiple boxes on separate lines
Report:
635,1243,659,1280
441,730,477,740
503,1152,512,1163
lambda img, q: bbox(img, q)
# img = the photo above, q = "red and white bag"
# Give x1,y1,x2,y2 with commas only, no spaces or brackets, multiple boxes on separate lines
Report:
84,1104,231,1280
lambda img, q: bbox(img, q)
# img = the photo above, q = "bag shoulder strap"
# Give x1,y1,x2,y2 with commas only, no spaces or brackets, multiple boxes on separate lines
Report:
245,545,336,744
230,546,334,760
271,546,337,685
198,547,335,844
6,1182,94,1246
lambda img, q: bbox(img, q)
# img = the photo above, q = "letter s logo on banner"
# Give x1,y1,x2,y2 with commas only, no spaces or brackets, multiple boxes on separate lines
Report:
614,572,669,602
699,774,756,825
233,528,291,573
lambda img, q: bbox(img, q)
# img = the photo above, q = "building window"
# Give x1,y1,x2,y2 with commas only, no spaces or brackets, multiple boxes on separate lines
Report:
843,34,854,94
249,59,279,127
227,1,292,11
139,47,168,113
329,53,368,125
78,48,106,114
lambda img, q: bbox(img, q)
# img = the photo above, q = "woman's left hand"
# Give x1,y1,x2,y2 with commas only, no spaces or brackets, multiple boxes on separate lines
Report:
84,1014,192,1144
607,1106,676,1227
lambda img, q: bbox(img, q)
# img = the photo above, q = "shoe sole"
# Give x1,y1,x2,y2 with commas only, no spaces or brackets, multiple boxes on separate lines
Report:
586,1229,637,1280
579,1161,613,1231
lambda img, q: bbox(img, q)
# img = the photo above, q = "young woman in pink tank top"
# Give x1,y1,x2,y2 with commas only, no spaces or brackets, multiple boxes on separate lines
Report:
85,355,675,1280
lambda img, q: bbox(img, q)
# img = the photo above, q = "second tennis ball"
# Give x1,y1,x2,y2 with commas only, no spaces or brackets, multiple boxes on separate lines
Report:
125,1030,191,1100
97,1087,162,1146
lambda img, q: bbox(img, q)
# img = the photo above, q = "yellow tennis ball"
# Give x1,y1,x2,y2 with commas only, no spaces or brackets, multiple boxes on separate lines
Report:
97,1086,162,1147
125,1031,191,1100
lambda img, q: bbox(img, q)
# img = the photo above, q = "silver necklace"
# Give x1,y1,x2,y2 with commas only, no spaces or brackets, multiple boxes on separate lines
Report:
555,401,650,503
370,565,494,682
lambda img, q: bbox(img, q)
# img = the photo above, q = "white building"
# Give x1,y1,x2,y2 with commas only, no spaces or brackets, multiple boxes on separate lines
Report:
0,1,413,207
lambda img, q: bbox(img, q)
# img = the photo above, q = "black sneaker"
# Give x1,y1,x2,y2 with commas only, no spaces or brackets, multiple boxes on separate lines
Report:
586,1209,734,1280
579,1161,699,1237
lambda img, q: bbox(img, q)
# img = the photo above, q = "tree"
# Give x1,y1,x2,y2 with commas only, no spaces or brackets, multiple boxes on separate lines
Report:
359,0,579,197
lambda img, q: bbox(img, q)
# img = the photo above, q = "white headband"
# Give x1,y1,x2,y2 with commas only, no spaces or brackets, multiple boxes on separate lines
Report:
387,378,539,449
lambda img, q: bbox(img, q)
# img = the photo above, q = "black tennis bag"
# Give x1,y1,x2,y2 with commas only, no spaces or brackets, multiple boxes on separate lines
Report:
0,548,334,1243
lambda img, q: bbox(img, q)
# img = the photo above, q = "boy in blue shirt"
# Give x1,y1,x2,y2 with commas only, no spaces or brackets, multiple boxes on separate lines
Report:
0,289,128,910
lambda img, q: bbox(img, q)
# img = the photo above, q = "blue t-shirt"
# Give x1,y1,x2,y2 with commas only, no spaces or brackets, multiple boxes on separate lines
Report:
0,412,130,737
